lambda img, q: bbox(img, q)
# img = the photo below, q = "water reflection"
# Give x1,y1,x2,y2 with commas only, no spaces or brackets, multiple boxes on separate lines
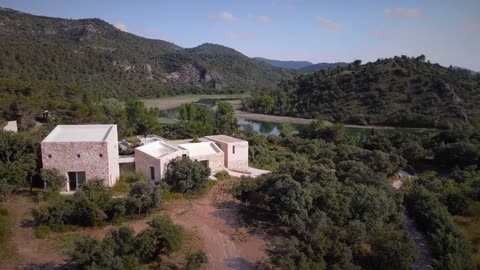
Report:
237,117,282,136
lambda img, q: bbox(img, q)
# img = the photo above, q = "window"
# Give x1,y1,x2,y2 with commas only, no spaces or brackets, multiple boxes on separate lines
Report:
48,154,52,158
77,154,81,158
150,166,155,180
68,171,86,191
99,154,103,157
182,154,187,157
232,146,235,154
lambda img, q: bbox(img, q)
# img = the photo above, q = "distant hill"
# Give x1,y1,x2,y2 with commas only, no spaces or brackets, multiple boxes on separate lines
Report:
0,7,292,98
248,56,480,128
299,62,349,72
254,57,313,70
255,57,349,72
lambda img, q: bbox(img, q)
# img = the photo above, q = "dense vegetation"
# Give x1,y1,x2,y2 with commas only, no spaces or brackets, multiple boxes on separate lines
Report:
0,8,291,99
246,56,480,128
166,157,211,194
236,133,416,269
71,216,203,269
33,180,163,230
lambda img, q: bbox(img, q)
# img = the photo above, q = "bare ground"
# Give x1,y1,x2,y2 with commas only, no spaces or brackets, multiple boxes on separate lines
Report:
2,180,267,270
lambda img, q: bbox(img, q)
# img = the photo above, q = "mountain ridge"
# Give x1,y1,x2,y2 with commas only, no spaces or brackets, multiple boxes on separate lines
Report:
0,7,292,98
254,57,349,72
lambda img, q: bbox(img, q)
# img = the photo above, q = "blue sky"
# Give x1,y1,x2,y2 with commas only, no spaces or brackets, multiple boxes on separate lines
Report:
1,0,479,70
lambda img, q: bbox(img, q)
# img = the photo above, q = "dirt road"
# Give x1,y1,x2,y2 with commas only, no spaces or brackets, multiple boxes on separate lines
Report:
165,180,268,269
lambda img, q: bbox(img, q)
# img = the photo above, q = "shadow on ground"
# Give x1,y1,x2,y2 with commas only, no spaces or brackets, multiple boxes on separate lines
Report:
225,257,257,270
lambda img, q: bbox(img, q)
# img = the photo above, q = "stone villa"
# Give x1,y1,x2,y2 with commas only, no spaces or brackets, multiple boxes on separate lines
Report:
41,124,250,191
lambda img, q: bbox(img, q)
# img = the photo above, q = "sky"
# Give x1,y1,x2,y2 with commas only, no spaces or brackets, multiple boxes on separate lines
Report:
1,0,479,71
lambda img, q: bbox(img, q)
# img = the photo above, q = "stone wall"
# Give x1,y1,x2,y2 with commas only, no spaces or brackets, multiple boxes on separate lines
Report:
41,141,110,191
191,152,224,174
105,126,120,186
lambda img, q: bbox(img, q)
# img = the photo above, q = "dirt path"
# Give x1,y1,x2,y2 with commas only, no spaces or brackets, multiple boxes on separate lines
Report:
2,196,70,270
3,180,267,270
392,178,433,270
164,180,268,269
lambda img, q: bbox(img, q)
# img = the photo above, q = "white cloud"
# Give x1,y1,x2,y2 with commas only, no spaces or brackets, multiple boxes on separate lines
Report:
315,16,341,32
384,8,424,19
257,15,271,23
208,11,236,22
114,22,128,32
369,28,420,39
225,32,255,40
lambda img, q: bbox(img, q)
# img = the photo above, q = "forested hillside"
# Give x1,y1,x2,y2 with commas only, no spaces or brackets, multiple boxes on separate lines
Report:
246,56,480,128
0,8,291,98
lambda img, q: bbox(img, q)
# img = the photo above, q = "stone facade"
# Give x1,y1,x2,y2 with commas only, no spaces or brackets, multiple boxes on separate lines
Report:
189,152,225,174
135,148,186,182
206,138,249,173
41,125,119,191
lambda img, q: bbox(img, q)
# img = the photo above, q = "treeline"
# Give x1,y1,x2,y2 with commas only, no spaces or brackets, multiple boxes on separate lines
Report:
245,56,480,128
161,101,237,139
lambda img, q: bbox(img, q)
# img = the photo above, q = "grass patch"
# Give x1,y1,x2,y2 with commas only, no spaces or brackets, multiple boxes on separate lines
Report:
454,215,480,268
50,232,89,253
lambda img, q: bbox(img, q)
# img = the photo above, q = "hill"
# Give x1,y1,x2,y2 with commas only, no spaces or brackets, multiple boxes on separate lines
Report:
298,62,349,72
246,56,480,128
0,8,292,98
254,57,313,70
255,57,349,72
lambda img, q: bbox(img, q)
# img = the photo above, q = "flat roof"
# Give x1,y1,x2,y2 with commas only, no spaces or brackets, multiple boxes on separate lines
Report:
167,138,210,145
178,142,222,156
136,141,179,158
205,135,246,143
42,125,116,142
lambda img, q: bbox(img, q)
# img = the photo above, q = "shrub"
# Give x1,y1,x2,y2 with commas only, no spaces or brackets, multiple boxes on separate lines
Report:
112,178,130,194
121,172,146,184
126,182,163,215
34,224,50,239
0,206,11,244
185,250,209,270
215,171,229,181
41,168,65,191
166,157,210,194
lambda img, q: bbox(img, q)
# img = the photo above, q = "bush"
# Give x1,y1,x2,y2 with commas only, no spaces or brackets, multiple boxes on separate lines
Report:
72,216,184,268
41,168,65,191
0,206,11,244
34,224,50,239
215,171,229,181
185,250,209,270
121,172,146,184
126,182,163,215
166,157,210,194
112,179,130,194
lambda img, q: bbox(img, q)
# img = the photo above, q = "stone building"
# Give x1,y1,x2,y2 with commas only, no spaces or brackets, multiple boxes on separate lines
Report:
41,124,252,190
134,141,186,182
205,135,249,172
41,125,120,191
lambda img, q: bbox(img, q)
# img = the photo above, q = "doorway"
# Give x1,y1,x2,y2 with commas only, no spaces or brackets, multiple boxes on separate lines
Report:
200,160,209,168
68,171,86,191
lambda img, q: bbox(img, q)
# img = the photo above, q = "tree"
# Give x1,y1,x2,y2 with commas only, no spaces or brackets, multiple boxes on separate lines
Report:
215,101,236,135
125,99,160,137
126,182,163,215
185,250,209,270
138,215,184,263
41,168,65,191
166,157,210,194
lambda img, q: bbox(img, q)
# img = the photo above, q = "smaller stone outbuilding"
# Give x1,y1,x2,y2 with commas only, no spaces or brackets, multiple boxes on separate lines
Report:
41,125,120,191
134,141,186,183
205,135,249,173
177,142,224,174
